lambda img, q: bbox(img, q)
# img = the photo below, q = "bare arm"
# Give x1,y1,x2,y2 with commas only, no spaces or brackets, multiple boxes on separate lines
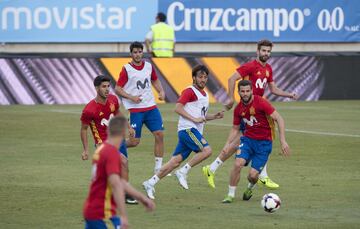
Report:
174,103,205,123
80,123,90,160
145,39,154,57
205,110,224,121
122,180,155,211
108,174,129,229
225,125,241,145
270,111,291,156
225,72,242,110
268,82,298,100
115,85,141,103
152,79,165,101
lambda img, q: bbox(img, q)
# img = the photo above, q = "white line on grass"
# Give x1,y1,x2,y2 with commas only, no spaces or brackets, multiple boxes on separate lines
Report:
49,109,360,138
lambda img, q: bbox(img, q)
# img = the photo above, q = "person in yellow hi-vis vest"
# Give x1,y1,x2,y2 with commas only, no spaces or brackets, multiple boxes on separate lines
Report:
145,12,175,57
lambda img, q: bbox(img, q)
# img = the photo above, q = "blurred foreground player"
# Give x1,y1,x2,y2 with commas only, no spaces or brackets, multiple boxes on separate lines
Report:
83,116,155,229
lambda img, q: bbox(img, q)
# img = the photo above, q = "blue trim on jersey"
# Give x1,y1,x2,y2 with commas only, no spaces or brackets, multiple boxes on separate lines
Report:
173,128,209,161
236,136,272,172
85,216,121,229
130,107,164,138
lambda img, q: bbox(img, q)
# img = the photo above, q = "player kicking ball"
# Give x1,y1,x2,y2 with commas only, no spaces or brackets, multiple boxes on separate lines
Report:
142,65,224,199
222,80,290,203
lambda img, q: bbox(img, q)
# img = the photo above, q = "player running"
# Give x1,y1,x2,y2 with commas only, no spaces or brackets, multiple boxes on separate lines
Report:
222,80,290,203
80,75,137,204
203,39,297,189
142,65,224,199
115,41,167,176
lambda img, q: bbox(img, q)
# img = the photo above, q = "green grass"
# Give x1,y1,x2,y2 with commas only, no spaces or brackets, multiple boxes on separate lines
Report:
1,101,360,229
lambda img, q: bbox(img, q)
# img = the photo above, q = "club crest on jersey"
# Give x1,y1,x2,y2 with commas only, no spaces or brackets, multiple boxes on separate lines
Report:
250,107,256,115
243,115,258,126
136,78,149,90
110,103,115,112
265,70,270,77
100,113,114,126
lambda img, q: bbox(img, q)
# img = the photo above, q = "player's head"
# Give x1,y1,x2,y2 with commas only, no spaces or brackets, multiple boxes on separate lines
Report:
94,75,111,99
156,12,166,23
192,65,209,90
130,41,144,64
108,116,127,139
257,39,273,63
238,80,253,104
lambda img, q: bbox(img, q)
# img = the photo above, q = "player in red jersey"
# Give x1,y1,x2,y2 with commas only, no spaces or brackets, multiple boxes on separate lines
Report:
203,39,297,189
222,80,290,203
80,75,137,204
83,116,155,229
115,42,166,176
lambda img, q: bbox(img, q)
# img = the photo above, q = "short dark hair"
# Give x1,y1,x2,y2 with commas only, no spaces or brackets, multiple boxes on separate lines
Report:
108,116,127,137
257,39,273,50
93,75,111,87
192,65,209,77
157,12,166,22
130,41,143,52
238,80,252,91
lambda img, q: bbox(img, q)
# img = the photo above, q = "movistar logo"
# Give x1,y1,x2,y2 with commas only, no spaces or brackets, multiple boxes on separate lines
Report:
136,78,149,90
243,115,258,126
255,78,267,89
201,106,208,117
100,113,114,126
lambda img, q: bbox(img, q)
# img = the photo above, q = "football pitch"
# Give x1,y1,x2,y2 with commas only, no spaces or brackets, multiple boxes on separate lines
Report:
1,101,360,229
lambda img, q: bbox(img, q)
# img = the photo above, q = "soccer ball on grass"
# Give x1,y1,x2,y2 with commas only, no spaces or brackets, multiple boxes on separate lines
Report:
261,193,281,213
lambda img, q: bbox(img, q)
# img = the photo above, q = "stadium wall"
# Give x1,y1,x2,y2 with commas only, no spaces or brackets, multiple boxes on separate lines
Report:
1,55,359,105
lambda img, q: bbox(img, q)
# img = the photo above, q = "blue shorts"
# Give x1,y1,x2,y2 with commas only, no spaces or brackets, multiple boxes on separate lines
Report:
130,107,164,138
85,216,121,229
236,136,272,172
173,128,209,160
118,140,128,158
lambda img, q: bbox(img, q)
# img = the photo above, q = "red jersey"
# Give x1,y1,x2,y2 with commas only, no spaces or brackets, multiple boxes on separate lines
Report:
83,143,122,220
80,94,119,144
236,59,274,96
117,61,158,113
177,87,207,105
233,95,275,141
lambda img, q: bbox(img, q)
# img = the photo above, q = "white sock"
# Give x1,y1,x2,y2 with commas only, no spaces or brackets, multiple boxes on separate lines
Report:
209,157,223,173
247,182,256,190
179,163,191,175
148,175,160,186
259,163,268,179
154,157,163,172
228,186,236,197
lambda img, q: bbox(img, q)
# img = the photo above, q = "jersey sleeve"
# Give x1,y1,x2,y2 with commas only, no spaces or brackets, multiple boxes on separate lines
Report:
260,97,275,115
177,88,197,105
117,66,128,87
267,66,274,83
80,108,92,125
151,64,158,81
105,150,121,177
233,104,242,125
114,96,120,116
236,62,253,78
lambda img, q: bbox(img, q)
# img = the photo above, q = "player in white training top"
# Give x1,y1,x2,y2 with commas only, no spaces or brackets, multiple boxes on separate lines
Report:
142,65,224,199
115,41,166,176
